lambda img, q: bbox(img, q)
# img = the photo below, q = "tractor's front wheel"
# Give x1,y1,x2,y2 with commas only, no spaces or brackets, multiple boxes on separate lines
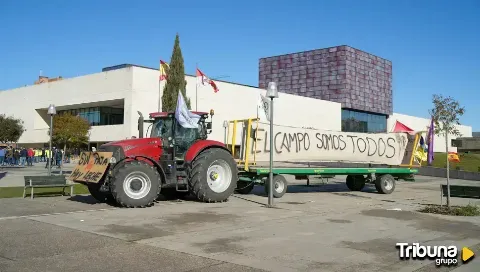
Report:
87,182,115,203
189,148,238,202
110,160,161,208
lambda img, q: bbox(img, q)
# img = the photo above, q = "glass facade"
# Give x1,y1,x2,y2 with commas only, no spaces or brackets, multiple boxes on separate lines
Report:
58,107,124,126
341,109,387,133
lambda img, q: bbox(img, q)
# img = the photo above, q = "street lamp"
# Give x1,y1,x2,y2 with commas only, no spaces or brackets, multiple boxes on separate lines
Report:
223,120,228,144
47,104,56,176
266,82,278,208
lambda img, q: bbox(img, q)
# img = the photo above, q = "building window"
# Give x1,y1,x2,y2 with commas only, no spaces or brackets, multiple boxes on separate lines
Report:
341,109,387,133
58,107,124,126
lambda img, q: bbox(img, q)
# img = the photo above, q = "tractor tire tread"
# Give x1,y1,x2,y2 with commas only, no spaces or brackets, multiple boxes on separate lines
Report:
110,160,161,208
188,148,238,203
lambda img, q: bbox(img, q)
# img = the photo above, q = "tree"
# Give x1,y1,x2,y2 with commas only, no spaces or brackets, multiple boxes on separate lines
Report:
161,33,191,112
428,94,465,208
51,113,91,173
0,114,25,143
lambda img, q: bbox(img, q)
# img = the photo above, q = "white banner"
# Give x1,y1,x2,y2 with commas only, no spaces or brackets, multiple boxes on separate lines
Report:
257,94,270,122
248,122,410,165
175,91,200,128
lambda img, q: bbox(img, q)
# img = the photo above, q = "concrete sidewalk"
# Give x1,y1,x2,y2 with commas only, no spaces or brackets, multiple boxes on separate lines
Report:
0,175,479,271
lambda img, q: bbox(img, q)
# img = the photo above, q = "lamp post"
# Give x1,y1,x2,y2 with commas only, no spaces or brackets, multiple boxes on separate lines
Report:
223,120,228,144
87,131,91,151
266,82,279,207
47,104,56,176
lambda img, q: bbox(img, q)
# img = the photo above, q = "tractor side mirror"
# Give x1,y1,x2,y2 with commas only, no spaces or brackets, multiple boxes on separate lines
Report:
206,122,213,134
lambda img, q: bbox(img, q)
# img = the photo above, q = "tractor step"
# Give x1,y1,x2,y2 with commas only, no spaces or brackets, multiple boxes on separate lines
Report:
176,183,189,192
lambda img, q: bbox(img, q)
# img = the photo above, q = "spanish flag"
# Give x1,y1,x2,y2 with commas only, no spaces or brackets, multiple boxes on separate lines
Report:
448,152,460,163
159,60,169,81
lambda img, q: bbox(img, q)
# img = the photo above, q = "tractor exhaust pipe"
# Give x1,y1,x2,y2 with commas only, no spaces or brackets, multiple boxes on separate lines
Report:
137,111,144,139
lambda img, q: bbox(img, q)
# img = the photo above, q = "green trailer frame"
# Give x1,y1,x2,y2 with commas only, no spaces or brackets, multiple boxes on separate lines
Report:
225,118,422,198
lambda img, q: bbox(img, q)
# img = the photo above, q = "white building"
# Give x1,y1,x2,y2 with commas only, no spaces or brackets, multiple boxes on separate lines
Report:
0,64,471,153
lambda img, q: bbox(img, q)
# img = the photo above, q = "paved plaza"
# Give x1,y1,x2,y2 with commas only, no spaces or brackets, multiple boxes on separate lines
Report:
0,170,479,271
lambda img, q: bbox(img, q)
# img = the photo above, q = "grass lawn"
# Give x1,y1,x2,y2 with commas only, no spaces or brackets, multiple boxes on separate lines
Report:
421,152,480,172
419,204,480,216
0,184,89,198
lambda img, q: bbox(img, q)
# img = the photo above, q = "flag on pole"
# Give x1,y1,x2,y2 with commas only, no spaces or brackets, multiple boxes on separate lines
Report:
175,91,200,128
196,68,219,93
159,60,169,81
257,93,270,122
427,117,435,164
448,152,460,162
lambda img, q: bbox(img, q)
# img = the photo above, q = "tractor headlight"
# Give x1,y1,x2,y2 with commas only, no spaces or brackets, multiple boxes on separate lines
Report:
109,157,117,164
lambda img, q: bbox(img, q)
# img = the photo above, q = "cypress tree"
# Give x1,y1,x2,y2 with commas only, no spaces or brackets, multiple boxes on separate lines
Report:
161,34,191,112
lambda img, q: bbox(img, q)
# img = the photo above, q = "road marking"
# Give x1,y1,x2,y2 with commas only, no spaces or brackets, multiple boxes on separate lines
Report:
0,208,119,221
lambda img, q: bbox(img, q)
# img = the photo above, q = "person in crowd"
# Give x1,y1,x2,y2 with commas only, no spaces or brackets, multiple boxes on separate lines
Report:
34,148,39,163
13,148,20,166
27,147,34,166
19,147,27,167
41,148,46,162
56,149,62,167
5,147,13,165
64,149,71,163
0,146,5,166
45,148,52,169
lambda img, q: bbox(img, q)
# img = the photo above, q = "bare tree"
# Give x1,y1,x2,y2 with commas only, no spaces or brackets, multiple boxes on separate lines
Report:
428,94,465,208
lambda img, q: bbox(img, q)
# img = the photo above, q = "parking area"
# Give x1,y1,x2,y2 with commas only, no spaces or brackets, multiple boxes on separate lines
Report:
0,175,479,272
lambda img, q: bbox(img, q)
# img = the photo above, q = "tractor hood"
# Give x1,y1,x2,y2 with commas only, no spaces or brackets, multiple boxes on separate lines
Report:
98,137,163,161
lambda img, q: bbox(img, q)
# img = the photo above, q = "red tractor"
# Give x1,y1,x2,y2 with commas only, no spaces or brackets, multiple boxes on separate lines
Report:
78,110,238,208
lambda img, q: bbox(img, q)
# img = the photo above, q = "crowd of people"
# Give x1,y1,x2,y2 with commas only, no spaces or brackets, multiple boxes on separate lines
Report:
0,146,72,167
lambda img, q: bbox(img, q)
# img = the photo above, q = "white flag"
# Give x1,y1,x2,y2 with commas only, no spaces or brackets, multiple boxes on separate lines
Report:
257,93,270,122
175,91,200,128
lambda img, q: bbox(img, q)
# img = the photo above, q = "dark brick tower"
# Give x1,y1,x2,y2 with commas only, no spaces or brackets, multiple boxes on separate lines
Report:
258,45,393,115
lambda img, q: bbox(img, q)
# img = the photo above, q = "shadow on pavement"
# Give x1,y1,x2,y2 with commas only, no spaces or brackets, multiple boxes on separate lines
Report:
250,182,379,196
67,195,103,205
27,191,70,198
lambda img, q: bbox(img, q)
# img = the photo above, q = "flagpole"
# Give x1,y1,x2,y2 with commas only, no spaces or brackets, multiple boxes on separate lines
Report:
158,78,162,112
195,63,198,111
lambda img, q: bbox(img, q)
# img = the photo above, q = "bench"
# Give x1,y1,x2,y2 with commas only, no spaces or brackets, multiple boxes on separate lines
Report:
440,185,480,205
23,175,74,199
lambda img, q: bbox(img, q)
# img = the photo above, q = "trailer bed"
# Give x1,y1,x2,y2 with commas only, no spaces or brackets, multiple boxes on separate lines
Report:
246,166,418,175
235,161,418,197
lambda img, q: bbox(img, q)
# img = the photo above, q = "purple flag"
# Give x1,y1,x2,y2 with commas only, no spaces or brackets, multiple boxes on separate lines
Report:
427,117,435,164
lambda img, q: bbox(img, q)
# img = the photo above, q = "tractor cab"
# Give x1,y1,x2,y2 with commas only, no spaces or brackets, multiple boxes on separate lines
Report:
138,110,214,160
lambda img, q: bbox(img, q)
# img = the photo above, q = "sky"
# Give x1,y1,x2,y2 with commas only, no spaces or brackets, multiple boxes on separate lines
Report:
1,0,479,130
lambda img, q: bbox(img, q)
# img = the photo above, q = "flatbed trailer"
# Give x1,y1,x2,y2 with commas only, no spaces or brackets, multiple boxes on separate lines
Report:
226,118,422,198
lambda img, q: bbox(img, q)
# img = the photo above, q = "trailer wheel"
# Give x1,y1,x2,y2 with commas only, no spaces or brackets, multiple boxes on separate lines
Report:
87,182,115,203
264,175,288,198
188,148,238,202
236,180,255,194
110,160,161,208
375,174,396,194
346,175,365,191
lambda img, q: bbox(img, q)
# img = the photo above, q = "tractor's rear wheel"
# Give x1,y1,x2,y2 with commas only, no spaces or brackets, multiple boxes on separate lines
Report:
110,160,161,208
188,148,238,202
87,182,115,203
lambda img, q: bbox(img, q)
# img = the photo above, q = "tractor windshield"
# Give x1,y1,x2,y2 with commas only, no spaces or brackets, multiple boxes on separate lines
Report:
150,117,206,155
